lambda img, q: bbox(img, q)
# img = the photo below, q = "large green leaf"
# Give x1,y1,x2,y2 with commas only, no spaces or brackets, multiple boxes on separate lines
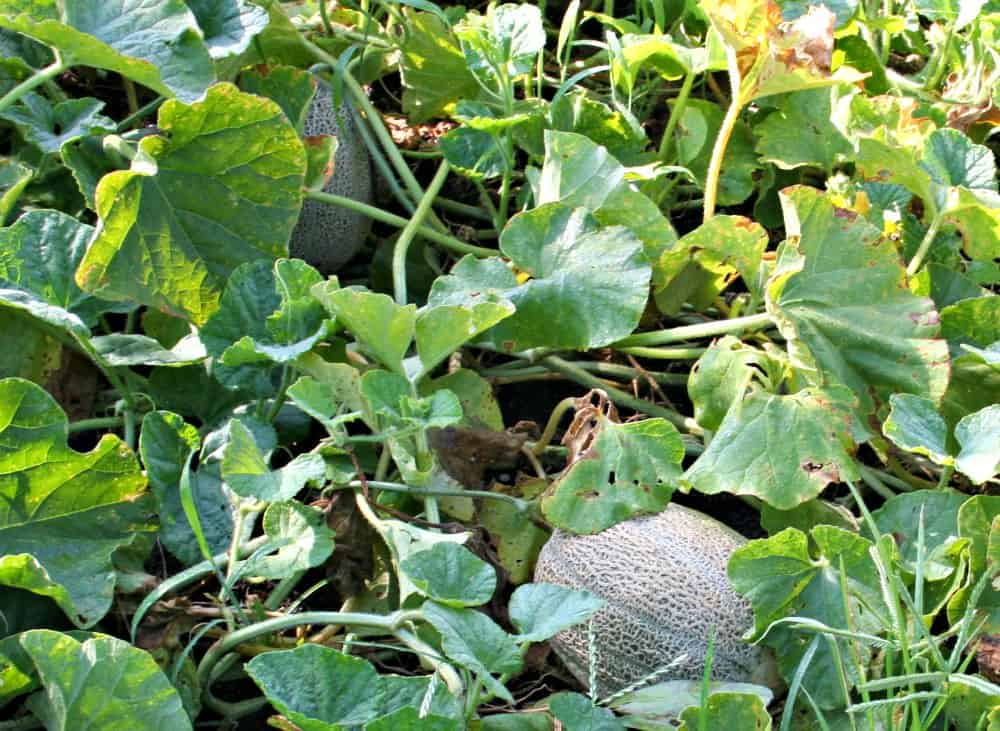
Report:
76,83,306,325
246,644,382,729
19,630,192,730
549,692,626,731
766,186,949,422
0,0,215,102
729,526,886,709
870,489,968,581
399,11,480,123
682,387,859,510
429,205,649,351
954,405,1000,484
200,259,328,393
541,416,684,533
0,379,152,627
415,301,514,375
537,130,677,257
0,209,123,333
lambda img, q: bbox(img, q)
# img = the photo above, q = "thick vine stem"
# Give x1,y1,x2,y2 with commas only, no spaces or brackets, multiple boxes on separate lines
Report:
306,189,494,257
702,45,743,222
0,57,66,116
394,159,451,305
905,207,945,277
195,609,433,690
612,311,772,348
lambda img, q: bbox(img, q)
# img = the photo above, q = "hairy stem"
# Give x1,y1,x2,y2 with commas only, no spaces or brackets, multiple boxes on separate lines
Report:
394,159,451,305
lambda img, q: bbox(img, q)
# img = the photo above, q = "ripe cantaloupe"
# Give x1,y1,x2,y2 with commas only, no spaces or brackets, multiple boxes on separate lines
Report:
289,85,373,273
534,503,775,696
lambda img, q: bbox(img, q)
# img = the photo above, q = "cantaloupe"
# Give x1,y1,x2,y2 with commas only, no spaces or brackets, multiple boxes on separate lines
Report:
289,85,373,273
534,503,777,697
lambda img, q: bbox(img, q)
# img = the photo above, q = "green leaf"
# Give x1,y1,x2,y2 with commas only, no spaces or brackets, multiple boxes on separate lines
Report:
0,0,215,102
376,674,463,722
955,405,1000,484
754,88,852,171
766,186,949,422
221,419,326,502
422,601,523,704
871,489,967,581
455,3,545,79
379,518,472,603
416,301,515,374
429,205,649,352
0,634,37,708
677,692,772,730
400,542,497,607
0,378,153,627
89,334,206,366
683,388,859,510
366,708,463,731
0,93,114,154
139,410,233,566
508,583,605,642
609,680,774,724
76,83,307,325
245,501,335,579
883,393,953,465
362,371,462,431
19,629,192,730
542,416,684,533
537,130,677,257
760,499,857,535
688,336,772,432
200,259,327,393
654,215,768,315
676,98,760,206
186,0,268,60
246,644,382,729
439,125,507,180
941,295,1000,348
549,692,626,730
0,209,122,331
399,11,480,123
729,526,885,708
317,285,416,374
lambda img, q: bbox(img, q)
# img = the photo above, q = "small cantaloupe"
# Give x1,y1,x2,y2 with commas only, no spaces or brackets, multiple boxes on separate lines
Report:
534,503,776,697
289,85,373,273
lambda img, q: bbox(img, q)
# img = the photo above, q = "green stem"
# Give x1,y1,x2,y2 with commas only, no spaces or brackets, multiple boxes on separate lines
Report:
906,207,945,277
533,397,578,455
613,312,772,348
0,57,66,116
394,159,451,305
266,365,293,422
264,571,306,611
480,361,688,385
702,45,743,222
318,0,334,35
923,20,957,91
67,416,126,433
346,480,532,512
435,196,492,222
539,355,702,435
196,609,425,688
657,71,695,162
614,346,707,359
306,189,494,257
